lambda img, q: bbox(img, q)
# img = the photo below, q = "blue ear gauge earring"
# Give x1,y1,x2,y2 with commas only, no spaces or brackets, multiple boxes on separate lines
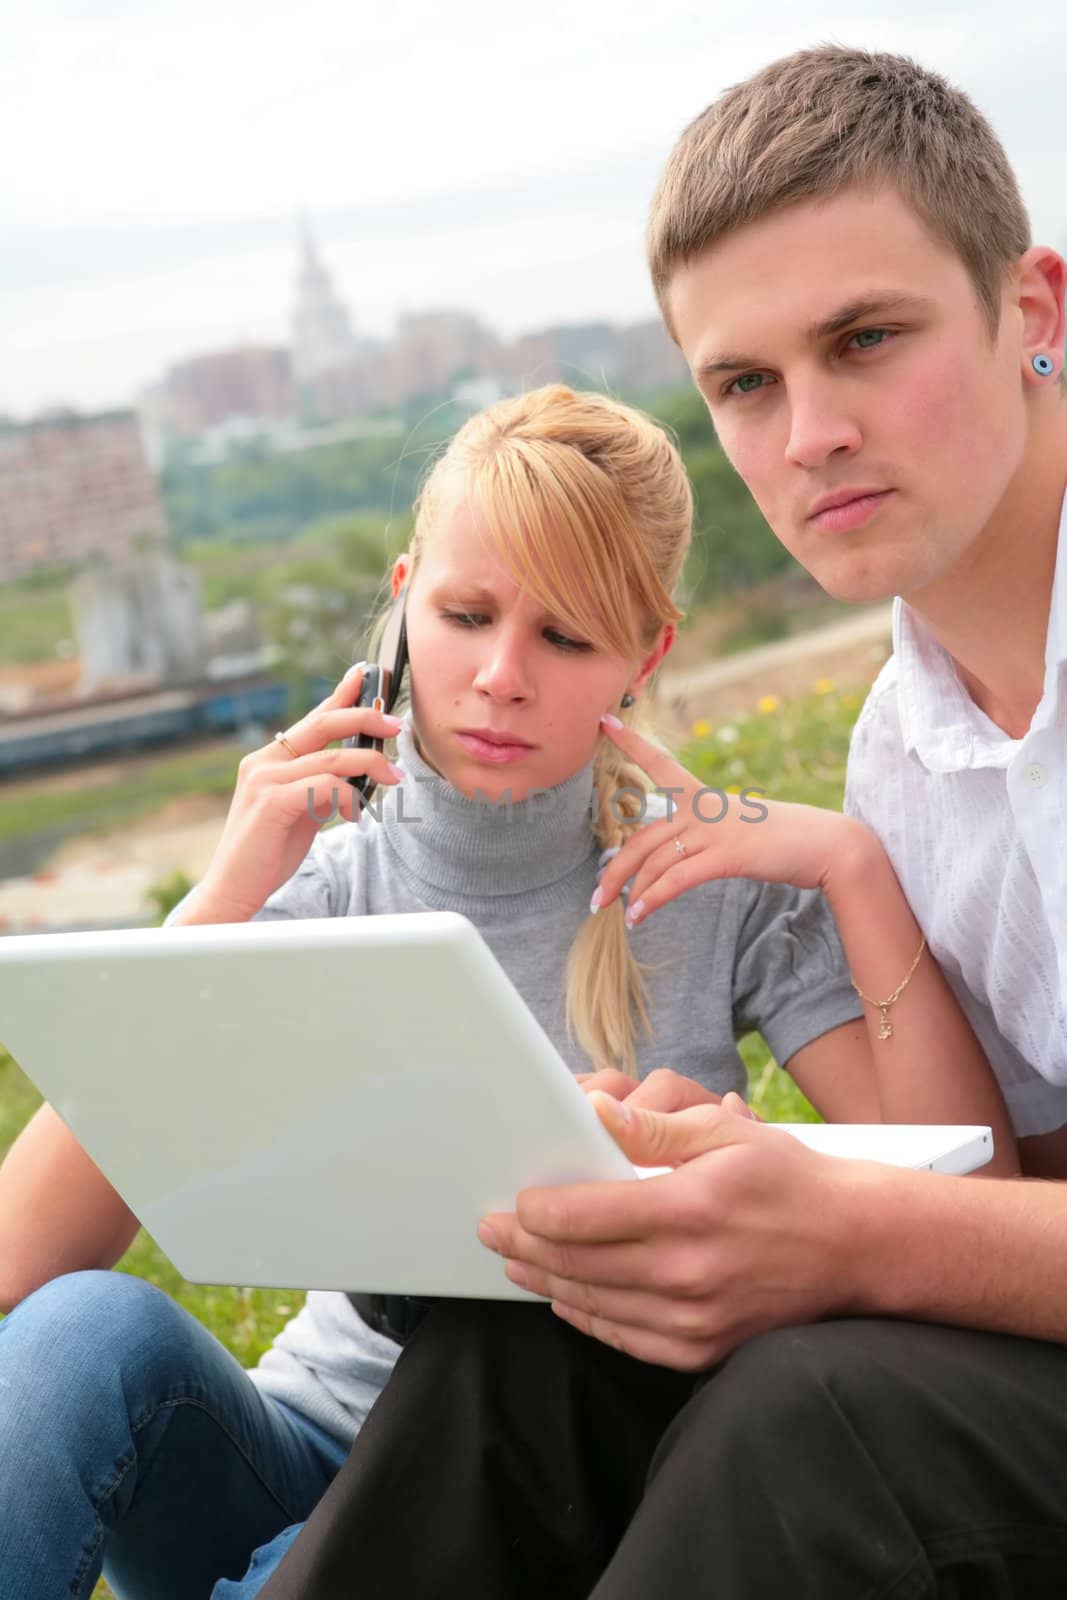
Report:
620,692,635,708
1033,354,1055,376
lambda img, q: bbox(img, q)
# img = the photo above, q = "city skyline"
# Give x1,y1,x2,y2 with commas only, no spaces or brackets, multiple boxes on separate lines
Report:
1,146,671,421
3,2,1065,417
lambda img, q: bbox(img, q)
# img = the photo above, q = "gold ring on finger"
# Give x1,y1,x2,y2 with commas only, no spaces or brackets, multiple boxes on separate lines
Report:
273,730,300,759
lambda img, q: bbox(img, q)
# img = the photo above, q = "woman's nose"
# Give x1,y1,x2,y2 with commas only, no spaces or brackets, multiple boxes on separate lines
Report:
472,634,532,700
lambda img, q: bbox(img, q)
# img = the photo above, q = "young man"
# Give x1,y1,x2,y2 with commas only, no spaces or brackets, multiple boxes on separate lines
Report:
254,47,1067,1599
485,44,1067,1593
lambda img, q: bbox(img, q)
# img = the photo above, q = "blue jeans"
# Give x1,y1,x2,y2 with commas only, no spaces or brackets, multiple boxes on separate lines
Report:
214,1525,306,1598
0,1270,348,1600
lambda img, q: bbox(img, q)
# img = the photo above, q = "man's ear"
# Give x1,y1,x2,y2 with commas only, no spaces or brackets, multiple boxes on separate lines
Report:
634,621,678,691
1016,246,1067,379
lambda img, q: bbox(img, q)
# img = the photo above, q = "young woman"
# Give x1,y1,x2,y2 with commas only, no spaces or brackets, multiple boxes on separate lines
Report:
0,384,1014,1600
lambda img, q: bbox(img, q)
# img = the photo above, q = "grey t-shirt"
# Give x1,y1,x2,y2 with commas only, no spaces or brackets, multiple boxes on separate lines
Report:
168,716,863,1444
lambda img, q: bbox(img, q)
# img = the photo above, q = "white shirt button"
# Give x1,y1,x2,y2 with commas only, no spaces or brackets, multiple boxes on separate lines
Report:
1025,763,1047,788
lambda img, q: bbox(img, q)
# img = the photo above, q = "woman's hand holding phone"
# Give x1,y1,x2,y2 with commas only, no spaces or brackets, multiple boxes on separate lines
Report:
192,665,405,922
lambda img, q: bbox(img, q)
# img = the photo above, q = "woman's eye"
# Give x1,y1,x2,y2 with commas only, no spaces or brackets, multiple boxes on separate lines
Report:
441,612,589,651
441,611,485,628
545,630,591,652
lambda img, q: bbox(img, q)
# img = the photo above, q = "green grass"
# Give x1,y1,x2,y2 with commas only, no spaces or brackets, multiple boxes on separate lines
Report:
0,584,73,664
0,742,244,846
674,678,864,812
0,678,866,1596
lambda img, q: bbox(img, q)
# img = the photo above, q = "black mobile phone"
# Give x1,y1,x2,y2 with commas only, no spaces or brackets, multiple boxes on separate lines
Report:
341,589,409,802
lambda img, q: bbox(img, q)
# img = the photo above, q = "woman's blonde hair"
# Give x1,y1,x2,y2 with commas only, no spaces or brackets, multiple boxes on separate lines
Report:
364,382,692,1076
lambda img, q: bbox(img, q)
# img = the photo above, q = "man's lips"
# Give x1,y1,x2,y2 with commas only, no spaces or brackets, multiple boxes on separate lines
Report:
807,487,892,520
806,488,895,533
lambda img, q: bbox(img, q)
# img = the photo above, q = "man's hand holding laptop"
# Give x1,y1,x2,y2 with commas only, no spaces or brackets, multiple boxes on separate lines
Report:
475,711,1018,1373
479,1088,861,1372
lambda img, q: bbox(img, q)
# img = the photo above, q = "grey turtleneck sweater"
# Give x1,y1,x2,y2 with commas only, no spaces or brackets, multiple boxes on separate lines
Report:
167,715,862,1445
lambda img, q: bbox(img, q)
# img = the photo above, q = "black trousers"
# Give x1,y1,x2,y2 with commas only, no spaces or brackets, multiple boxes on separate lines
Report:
259,1300,1067,1599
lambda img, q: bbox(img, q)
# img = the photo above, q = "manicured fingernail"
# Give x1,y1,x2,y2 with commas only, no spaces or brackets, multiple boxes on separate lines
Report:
383,714,404,730
477,1222,499,1252
590,1091,632,1128
505,1261,528,1287
600,712,622,730
625,898,645,928
589,887,602,913
388,763,405,779
343,661,366,680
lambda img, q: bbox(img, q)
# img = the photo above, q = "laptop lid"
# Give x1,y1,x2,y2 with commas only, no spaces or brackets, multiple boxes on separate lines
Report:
0,912,993,1298
0,912,640,1298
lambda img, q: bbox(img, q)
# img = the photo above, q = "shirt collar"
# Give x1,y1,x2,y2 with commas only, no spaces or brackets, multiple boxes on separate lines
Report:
1046,486,1067,677
895,486,1067,774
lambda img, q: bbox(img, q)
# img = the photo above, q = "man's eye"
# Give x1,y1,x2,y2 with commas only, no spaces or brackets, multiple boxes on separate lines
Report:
726,372,771,398
850,327,892,350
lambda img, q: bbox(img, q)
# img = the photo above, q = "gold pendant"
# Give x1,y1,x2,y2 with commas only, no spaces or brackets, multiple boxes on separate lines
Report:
879,1019,893,1040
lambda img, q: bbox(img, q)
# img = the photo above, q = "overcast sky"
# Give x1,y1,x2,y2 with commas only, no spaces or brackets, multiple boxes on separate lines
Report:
2,0,1064,418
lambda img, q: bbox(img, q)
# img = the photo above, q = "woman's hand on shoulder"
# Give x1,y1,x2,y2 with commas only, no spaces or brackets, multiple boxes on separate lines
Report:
594,714,873,929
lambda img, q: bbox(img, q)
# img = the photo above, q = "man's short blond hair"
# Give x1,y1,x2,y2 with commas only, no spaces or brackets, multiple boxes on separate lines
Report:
648,45,1031,339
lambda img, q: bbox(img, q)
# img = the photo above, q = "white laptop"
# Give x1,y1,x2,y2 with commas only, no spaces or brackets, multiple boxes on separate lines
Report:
0,912,993,1300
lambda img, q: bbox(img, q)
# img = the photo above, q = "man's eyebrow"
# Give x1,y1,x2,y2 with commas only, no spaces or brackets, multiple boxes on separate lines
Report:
810,292,934,340
694,293,935,380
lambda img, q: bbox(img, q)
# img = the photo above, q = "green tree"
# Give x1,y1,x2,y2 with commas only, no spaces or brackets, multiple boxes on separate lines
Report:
253,511,410,691
641,386,798,602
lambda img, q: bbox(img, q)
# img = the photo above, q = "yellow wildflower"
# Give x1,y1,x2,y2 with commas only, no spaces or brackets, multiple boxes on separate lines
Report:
814,677,835,695
757,694,780,715
691,719,711,738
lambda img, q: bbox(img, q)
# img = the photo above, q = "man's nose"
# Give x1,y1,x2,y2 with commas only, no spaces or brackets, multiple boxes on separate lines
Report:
784,379,862,469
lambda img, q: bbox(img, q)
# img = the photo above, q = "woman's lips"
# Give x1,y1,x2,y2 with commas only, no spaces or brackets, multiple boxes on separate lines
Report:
455,732,534,763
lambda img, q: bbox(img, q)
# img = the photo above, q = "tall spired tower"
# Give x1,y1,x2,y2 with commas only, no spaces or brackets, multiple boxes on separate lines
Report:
291,220,357,385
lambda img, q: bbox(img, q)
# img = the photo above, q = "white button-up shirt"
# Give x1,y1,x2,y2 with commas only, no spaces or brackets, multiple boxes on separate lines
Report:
844,491,1067,1136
